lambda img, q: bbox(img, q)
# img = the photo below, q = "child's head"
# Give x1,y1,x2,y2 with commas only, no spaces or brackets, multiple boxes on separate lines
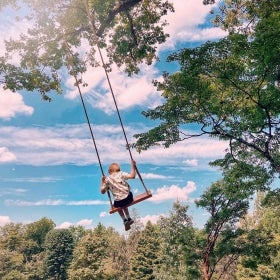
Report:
108,163,120,174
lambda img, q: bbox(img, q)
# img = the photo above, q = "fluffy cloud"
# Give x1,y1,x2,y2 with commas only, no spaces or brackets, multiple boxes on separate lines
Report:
76,219,94,228
0,89,34,120
142,173,173,179
99,211,108,218
0,124,228,166
183,159,198,167
150,181,196,203
0,215,12,226
0,147,16,163
56,221,73,229
140,214,163,226
161,0,227,50
56,219,94,229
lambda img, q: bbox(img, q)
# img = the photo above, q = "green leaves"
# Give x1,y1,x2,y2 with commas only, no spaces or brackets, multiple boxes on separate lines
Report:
134,1,280,179
0,0,174,97
43,229,74,280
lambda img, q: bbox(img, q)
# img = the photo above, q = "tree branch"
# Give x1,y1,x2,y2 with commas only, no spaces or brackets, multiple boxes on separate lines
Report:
96,0,142,37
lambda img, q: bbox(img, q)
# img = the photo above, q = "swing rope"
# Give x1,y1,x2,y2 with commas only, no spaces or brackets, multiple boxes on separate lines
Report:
65,1,151,211
75,73,115,208
96,44,149,194
82,0,149,194
64,42,114,208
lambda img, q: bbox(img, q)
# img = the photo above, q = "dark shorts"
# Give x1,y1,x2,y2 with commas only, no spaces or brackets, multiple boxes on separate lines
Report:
114,191,133,208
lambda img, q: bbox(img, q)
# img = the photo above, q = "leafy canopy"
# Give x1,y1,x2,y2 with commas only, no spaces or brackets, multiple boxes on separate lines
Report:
0,0,174,100
133,0,280,178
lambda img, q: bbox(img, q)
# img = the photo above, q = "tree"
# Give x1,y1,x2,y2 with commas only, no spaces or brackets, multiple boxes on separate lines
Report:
196,180,249,280
2,270,26,280
25,217,55,249
154,201,196,280
0,223,26,252
235,192,280,280
24,217,55,260
43,229,74,280
68,223,111,280
68,225,88,245
0,249,24,279
133,0,280,179
0,0,174,100
130,221,160,279
102,226,129,280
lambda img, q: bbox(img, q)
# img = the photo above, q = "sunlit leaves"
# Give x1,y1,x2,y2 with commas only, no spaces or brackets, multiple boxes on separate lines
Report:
0,0,174,99
134,2,280,178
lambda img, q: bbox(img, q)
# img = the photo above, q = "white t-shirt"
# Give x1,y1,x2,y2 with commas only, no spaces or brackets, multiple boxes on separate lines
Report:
102,171,131,201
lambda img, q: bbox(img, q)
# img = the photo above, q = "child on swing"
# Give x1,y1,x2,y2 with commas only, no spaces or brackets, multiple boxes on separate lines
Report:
101,159,136,231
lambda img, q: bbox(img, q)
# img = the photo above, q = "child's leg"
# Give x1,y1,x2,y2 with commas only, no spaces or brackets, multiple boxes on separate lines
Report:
123,207,134,225
117,209,126,221
118,209,131,231
123,207,130,219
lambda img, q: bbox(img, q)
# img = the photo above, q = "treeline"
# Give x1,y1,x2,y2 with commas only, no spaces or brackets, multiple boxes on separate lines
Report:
1,193,279,280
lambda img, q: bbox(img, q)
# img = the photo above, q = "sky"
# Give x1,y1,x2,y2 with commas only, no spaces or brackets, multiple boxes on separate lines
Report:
0,0,228,233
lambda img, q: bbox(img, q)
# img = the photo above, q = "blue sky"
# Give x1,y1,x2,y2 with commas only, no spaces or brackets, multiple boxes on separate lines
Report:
0,0,228,233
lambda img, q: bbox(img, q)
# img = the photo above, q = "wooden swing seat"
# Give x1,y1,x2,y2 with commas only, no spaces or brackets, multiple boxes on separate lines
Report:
109,190,152,214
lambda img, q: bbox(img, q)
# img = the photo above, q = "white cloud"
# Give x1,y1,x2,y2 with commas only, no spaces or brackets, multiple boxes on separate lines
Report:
64,63,162,115
162,0,227,50
142,173,172,180
0,89,34,120
2,177,63,183
0,215,12,226
0,147,16,163
140,214,163,226
183,159,198,167
100,211,108,218
76,219,94,228
0,124,228,166
0,187,26,197
150,181,196,203
178,27,227,43
67,200,107,206
56,219,94,229
137,137,228,166
56,222,73,229
4,199,108,207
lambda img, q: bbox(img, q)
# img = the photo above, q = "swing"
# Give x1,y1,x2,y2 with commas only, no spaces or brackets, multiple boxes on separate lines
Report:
66,39,152,214
108,190,152,214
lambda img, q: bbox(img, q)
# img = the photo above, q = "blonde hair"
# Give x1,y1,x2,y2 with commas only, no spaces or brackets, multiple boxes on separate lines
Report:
108,163,120,174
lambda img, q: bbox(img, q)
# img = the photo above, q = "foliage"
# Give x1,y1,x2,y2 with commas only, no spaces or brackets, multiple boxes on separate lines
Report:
196,179,249,280
0,199,279,279
236,193,280,280
25,217,55,247
155,201,198,280
68,225,88,245
0,249,24,279
2,269,26,280
24,217,55,260
0,0,174,100
43,228,74,280
0,1,279,279
68,223,112,280
101,226,129,280
0,223,26,252
130,221,160,279
133,0,280,180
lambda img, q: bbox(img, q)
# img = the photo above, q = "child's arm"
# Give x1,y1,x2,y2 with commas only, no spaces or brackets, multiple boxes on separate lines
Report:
126,159,136,179
100,176,107,194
